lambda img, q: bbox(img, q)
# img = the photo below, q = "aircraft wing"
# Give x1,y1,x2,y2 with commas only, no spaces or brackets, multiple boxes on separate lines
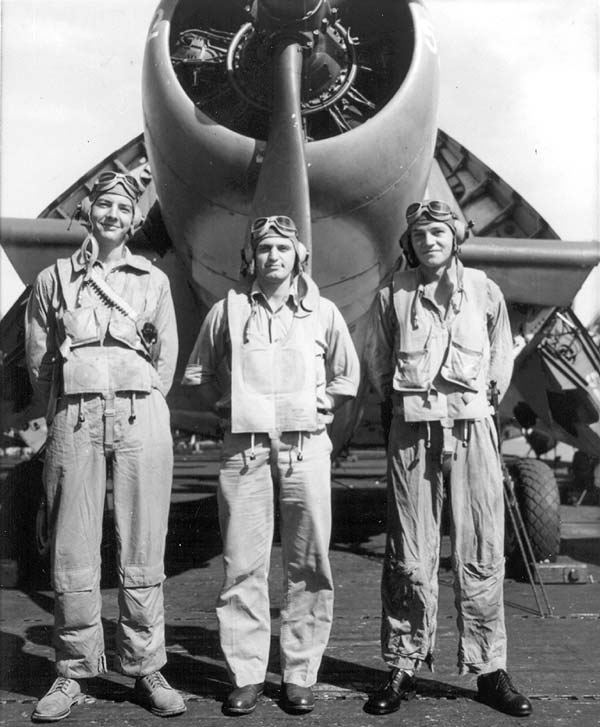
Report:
2,130,600,453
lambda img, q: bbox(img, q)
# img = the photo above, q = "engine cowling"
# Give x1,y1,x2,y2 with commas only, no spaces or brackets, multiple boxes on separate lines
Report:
143,0,439,324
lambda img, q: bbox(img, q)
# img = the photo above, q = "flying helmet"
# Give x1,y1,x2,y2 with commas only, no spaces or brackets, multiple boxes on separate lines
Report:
240,215,309,277
399,199,472,267
76,171,144,231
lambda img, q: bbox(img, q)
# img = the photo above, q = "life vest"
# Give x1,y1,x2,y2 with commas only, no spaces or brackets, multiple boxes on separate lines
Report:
54,257,161,396
391,266,492,421
227,287,322,435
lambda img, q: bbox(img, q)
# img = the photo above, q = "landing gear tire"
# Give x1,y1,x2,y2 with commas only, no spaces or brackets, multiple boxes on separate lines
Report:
505,458,560,580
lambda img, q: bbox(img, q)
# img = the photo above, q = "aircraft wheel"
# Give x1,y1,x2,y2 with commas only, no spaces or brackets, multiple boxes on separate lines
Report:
505,458,560,579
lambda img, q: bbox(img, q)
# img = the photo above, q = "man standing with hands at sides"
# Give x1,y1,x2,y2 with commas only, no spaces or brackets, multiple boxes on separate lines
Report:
183,215,359,716
364,200,533,717
26,172,185,721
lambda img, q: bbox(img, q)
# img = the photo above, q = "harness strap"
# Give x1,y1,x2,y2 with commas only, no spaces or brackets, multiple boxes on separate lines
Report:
103,393,116,458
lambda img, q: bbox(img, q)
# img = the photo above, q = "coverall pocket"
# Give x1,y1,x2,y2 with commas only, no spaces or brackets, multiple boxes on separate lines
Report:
53,566,97,593
122,565,165,588
442,340,483,390
394,348,432,390
460,558,505,591
62,307,102,347
385,558,426,596
108,312,141,350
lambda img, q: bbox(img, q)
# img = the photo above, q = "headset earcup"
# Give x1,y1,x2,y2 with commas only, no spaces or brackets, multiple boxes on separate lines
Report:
132,205,143,229
398,229,409,252
297,241,309,264
78,196,92,222
242,240,253,265
454,219,469,246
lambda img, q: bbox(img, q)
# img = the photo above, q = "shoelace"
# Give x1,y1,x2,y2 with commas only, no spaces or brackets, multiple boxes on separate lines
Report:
494,670,517,695
49,677,76,695
143,672,169,691
389,669,412,690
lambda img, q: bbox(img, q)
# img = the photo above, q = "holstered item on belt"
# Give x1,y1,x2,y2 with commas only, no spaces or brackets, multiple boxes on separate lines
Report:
138,320,160,365
103,393,116,457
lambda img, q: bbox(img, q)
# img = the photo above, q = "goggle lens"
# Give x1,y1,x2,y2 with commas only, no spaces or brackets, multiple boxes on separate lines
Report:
251,215,298,238
406,200,453,224
92,171,142,199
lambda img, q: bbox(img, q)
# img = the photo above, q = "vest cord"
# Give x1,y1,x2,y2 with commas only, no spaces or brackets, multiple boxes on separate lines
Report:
130,392,136,422
296,431,304,461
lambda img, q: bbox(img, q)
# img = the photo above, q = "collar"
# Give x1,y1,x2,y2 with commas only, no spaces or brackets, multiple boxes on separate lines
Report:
416,257,465,296
248,273,320,315
250,277,300,309
411,258,466,328
71,237,152,274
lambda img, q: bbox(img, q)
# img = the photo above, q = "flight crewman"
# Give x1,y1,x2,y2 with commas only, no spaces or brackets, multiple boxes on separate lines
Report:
364,200,533,717
26,172,185,721
183,215,360,716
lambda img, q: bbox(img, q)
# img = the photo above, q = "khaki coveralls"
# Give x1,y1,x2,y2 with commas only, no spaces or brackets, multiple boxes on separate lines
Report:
183,275,359,688
365,262,514,675
25,244,178,678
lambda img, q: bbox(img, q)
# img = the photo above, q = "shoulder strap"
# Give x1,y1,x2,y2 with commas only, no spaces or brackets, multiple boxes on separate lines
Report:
462,267,488,309
54,259,78,311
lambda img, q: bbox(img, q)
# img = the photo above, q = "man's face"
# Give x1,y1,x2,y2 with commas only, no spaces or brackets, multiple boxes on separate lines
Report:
254,235,297,284
410,220,455,270
89,192,134,245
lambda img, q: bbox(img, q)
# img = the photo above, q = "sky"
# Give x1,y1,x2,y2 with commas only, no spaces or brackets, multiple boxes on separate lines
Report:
1,0,599,318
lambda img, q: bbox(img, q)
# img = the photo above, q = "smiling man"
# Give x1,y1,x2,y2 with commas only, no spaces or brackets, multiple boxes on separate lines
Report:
26,172,184,721
364,200,532,718
183,215,359,716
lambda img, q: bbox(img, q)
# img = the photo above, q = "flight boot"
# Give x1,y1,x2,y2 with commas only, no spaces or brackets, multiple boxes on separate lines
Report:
365,668,417,714
477,669,533,716
135,671,186,717
31,677,86,722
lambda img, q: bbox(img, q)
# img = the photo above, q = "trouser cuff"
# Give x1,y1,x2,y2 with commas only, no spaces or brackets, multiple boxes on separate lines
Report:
117,650,167,677
385,656,421,672
56,654,107,679
459,657,507,676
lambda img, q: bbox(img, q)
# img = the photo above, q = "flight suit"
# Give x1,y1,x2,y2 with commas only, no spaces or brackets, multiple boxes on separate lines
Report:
25,244,178,678
184,275,359,688
365,262,513,675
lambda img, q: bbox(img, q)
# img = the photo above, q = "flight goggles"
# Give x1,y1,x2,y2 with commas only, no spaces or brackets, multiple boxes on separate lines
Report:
250,215,299,241
91,171,143,201
406,200,455,225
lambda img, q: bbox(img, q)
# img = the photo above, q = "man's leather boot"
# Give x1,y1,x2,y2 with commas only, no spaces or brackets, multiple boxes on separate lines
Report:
224,683,264,715
281,683,315,713
477,669,532,717
365,669,417,715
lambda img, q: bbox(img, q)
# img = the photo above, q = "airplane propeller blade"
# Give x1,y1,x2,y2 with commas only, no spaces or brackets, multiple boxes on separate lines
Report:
250,38,312,271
